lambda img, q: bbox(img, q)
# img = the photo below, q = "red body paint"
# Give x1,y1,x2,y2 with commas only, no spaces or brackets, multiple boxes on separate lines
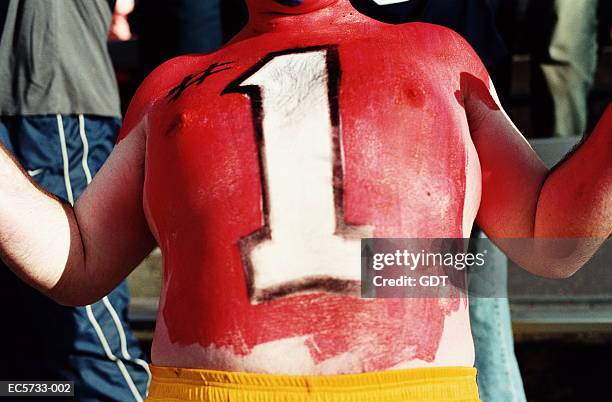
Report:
120,0,488,372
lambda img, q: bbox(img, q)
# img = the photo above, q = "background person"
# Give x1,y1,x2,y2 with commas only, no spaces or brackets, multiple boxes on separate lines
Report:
0,1,150,401
526,0,600,138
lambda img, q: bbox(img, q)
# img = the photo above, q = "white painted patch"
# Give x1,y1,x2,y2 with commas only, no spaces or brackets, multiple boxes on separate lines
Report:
152,316,363,374
153,318,371,374
390,300,474,370
238,50,372,298
151,303,474,374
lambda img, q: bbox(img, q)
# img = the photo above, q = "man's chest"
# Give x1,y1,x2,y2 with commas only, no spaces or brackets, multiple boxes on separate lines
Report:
143,38,476,243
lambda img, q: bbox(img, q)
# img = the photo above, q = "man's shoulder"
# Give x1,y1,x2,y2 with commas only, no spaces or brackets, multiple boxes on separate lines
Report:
388,22,487,76
390,22,478,52
140,54,218,105
118,53,216,140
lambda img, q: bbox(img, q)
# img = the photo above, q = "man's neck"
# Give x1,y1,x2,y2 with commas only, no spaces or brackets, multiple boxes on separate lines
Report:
242,0,372,37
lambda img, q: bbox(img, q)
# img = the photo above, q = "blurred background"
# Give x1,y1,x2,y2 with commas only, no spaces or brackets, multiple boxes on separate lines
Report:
105,1,611,401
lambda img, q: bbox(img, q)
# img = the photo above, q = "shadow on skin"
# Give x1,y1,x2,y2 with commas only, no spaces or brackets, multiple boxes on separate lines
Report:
454,72,500,112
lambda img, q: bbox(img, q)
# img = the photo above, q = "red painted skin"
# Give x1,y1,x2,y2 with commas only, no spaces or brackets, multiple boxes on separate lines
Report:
119,0,489,372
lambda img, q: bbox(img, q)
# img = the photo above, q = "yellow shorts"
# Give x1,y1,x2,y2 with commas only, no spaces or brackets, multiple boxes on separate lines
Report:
146,365,480,402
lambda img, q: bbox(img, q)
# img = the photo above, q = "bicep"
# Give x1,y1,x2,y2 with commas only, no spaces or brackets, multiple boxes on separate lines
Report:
467,76,549,238
72,121,156,298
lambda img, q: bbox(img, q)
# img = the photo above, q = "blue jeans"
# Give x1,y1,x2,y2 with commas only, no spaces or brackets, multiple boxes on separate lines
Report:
0,115,150,402
469,238,526,402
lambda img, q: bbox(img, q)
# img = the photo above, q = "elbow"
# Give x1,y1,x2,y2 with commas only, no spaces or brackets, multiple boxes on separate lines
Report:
522,261,582,279
46,282,105,307
45,257,106,306
49,292,103,307
541,267,580,280
516,238,602,279
46,290,81,307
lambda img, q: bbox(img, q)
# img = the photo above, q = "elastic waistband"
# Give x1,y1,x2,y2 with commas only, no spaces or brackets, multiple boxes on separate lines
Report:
146,365,480,402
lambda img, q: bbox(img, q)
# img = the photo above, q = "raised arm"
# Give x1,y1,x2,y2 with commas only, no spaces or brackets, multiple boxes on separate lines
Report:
0,53,201,305
0,118,156,306
464,72,611,277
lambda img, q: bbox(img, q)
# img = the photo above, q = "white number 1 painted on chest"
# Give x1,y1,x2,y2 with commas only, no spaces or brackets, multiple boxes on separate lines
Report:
224,46,372,303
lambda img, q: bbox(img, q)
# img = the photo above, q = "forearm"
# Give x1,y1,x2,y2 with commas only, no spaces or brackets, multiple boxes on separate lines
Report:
472,88,610,277
535,112,611,239
526,107,611,277
0,144,85,302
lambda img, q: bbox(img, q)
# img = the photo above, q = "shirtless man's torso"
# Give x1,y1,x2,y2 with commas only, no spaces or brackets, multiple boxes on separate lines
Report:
128,0,487,374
